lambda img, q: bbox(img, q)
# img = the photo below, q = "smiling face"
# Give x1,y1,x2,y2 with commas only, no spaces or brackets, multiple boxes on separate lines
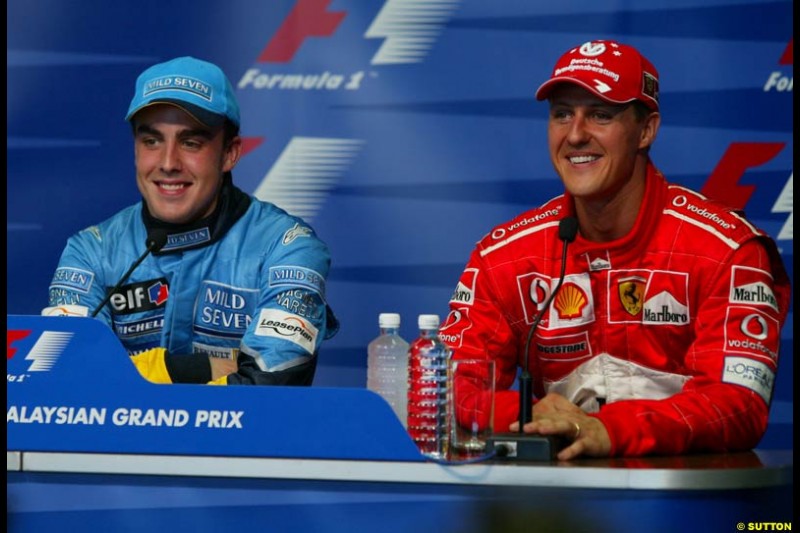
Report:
132,104,241,225
547,84,660,206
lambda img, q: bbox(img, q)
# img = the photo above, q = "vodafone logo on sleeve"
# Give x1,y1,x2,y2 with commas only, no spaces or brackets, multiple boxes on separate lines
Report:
724,306,779,365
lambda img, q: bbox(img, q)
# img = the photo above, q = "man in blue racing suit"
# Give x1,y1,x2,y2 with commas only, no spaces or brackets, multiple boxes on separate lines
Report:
43,56,338,386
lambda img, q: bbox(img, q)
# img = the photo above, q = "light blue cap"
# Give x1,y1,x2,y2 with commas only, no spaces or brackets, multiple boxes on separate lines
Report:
125,56,240,128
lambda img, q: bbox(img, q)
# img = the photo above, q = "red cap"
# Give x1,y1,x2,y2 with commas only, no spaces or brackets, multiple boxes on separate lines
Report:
535,40,659,111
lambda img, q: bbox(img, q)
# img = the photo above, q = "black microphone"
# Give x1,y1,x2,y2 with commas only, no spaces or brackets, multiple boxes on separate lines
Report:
90,230,169,318
487,216,578,461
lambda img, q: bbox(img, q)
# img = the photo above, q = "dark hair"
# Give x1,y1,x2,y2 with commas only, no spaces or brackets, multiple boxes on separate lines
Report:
630,101,656,154
130,116,240,142
631,101,653,122
223,119,240,145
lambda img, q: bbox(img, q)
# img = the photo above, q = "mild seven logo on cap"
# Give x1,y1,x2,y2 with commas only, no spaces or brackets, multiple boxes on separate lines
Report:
143,75,213,102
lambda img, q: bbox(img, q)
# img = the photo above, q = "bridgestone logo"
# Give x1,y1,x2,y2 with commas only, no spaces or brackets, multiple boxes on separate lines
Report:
537,343,586,354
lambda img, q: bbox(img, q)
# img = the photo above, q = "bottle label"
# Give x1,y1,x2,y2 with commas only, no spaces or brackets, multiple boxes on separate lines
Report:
407,337,450,458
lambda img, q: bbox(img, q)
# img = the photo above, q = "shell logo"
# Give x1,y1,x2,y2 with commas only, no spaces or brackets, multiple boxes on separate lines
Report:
554,283,587,319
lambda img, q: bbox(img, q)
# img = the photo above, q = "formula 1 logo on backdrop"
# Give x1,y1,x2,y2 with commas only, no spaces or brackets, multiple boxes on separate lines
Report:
252,136,365,221
763,37,793,93
7,329,73,382
258,0,346,63
238,0,461,92
701,39,793,244
238,0,459,218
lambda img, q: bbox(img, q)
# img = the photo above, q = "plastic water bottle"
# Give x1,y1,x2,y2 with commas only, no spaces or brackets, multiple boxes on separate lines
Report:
367,313,410,428
407,314,451,459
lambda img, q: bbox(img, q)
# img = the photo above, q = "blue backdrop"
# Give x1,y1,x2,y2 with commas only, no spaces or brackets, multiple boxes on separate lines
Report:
7,0,793,448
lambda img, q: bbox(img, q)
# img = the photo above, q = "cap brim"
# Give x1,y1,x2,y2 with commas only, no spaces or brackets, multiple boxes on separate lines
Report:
126,99,225,128
535,77,637,107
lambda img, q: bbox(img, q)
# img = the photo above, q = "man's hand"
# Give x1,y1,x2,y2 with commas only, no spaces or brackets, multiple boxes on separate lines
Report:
509,392,612,460
209,355,238,381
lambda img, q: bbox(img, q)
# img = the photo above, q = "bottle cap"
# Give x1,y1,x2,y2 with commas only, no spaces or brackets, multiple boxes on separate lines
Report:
418,314,441,330
378,313,401,328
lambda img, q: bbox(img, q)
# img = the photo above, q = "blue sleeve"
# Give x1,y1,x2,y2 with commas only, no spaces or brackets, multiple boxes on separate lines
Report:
232,221,339,385
46,227,111,324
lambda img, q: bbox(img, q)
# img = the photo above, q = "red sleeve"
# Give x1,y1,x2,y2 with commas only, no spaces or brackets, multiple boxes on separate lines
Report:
440,247,523,432
597,238,790,456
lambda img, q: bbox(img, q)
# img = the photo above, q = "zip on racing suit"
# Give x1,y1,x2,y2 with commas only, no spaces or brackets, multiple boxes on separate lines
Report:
441,163,790,456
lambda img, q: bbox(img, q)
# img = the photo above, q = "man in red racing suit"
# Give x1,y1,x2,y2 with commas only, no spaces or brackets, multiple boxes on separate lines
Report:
442,40,790,459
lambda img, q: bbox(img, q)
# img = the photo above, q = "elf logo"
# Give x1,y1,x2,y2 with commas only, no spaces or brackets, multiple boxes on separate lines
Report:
7,329,73,381
110,278,169,315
